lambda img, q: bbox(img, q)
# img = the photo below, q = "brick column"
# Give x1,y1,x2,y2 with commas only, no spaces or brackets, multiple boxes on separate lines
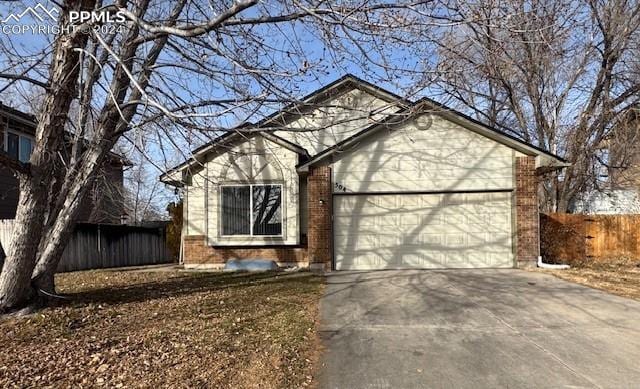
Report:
307,165,332,272
515,156,540,268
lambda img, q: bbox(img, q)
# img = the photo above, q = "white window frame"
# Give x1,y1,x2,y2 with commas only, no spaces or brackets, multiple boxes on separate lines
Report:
3,128,34,163
219,183,284,238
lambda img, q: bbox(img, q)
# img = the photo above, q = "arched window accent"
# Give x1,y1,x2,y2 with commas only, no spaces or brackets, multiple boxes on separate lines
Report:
218,152,284,182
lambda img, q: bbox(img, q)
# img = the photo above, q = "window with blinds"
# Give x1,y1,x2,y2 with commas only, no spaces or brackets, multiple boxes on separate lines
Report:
4,131,34,163
221,184,283,236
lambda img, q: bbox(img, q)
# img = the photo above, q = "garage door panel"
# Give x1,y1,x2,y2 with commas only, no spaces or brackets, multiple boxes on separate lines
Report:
396,237,421,250
467,255,491,267
378,214,399,228
420,233,443,245
402,253,446,268
334,193,514,270
401,253,424,267
420,213,443,226
399,196,420,207
444,252,468,267
400,214,421,227
487,221,511,234
335,214,377,228
423,253,446,267
421,195,444,207
444,193,467,205
464,224,491,235
444,213,465,225
444,233,465,247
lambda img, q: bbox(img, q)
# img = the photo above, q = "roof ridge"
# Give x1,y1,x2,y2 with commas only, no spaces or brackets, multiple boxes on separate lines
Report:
297,98,567,169
253,73,410,129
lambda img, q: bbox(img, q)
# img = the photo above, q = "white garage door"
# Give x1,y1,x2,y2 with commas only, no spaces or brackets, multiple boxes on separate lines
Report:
333,192,514,270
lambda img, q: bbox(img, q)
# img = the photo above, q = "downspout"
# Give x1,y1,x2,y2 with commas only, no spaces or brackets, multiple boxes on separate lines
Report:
179,182,188,266
537,256,570,270
179,233,184,265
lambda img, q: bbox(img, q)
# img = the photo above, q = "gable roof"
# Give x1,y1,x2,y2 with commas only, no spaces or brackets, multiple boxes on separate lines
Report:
0,102,37,127
160,131,308,185
161,75,568,185
255,74,411,130
297,97,569,171
160,74,409,184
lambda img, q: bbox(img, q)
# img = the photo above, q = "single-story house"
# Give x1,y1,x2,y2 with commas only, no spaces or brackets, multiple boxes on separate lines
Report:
161,75,568,271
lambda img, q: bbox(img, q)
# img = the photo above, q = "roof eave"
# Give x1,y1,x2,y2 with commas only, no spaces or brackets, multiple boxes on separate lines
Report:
297,100,569,171
159,169,185,187
161,74,409,178
414,98,567,165
0,103,37,127
161,131,309,179
255,74,411,130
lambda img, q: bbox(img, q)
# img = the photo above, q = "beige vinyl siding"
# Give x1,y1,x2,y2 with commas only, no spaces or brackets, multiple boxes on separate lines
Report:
274,89,399,155
185,170,207,236
332,114,524,193
204,135,300,246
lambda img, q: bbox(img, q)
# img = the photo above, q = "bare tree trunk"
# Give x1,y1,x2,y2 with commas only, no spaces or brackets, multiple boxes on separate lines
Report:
32,148,108,292
0,177,49,311
0,0,94,313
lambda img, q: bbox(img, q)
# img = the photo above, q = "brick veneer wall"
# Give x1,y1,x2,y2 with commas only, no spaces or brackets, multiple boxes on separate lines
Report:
515,156,540,267
183,235,307,266
307,165,332,271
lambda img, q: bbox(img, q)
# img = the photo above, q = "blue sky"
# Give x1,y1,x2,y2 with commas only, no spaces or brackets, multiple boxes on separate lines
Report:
0,0,453,214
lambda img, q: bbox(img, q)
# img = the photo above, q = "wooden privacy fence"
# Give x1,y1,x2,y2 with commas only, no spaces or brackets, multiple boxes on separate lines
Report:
0,220,172,272
541,213,640,265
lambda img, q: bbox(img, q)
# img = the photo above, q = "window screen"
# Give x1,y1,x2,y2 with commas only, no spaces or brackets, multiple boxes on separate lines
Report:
220,184,283,236
221,186,251,235
7,132,18,160
19,136,33,163
252,185,282,235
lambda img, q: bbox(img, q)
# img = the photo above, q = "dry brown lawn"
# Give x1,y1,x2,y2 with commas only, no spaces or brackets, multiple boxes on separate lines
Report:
0,268,324,388
540,260,640,301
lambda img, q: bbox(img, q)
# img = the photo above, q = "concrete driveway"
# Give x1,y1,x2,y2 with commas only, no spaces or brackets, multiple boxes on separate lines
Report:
318,270,640,389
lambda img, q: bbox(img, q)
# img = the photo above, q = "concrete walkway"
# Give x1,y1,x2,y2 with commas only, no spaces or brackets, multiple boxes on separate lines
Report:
318,270,640,389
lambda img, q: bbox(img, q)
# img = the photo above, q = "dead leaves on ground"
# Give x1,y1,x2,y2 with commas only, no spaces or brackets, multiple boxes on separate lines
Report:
0,270,323,388
541,261,640,301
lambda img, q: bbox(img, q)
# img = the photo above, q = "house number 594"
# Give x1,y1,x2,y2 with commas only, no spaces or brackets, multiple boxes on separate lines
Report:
334,182,347,192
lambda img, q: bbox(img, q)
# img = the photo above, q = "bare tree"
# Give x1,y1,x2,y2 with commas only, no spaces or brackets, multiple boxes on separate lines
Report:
0,0,448,313
607,107,640,190
123,152,169,224
432,0,640,211
165,200,183,261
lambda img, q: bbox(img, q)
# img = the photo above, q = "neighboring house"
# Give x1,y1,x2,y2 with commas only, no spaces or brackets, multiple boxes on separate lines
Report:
571,189,640,214
161,75,568,271
605,107,640,206
0,103,127,223
571,107,640,215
